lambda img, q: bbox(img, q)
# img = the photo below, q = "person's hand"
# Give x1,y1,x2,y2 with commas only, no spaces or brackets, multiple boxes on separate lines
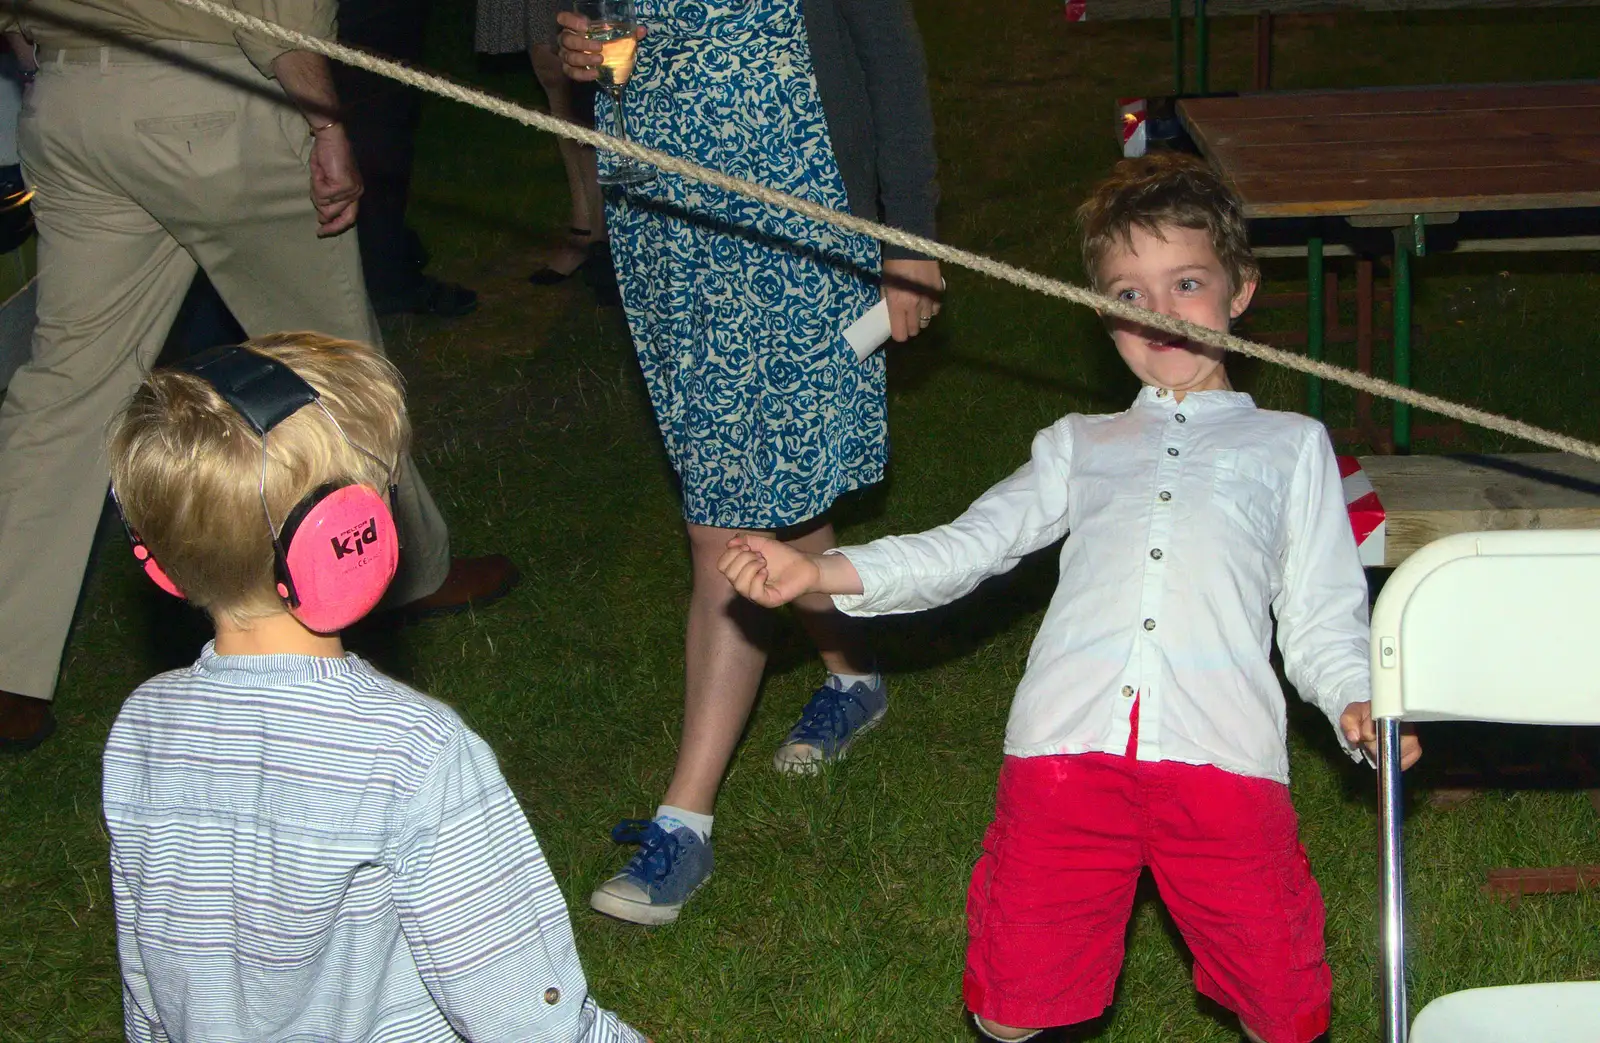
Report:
1340,700,1422,769
308,122,362,237
718,534,823,608
882,258,942,343
556,11,647,83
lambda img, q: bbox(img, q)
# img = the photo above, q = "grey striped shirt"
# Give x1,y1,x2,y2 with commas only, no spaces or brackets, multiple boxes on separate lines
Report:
104,644,644,1043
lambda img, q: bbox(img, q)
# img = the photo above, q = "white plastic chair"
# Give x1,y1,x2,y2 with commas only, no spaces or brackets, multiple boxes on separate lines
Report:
1370,529,1600,1043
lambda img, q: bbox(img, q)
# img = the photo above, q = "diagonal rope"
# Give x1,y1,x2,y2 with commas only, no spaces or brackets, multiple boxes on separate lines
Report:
162,0,1600,461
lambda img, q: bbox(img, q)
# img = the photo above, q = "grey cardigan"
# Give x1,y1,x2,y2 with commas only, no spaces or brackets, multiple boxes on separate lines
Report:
802,0,939,260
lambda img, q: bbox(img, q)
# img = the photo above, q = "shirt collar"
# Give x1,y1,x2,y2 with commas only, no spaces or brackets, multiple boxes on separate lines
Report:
1133,385,1256,415
192,639,364,687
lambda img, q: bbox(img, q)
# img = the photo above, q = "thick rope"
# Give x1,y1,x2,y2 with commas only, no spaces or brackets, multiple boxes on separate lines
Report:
163,0,1600,462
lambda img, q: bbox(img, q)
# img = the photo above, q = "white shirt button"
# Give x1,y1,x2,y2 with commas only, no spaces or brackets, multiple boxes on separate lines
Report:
1159,490,1172,502
1121,685,1134,698
1167,447,1179,457
1156,388,1168,398
1143,618,1157,631
1175,413,1187,423
1150,548,1163,560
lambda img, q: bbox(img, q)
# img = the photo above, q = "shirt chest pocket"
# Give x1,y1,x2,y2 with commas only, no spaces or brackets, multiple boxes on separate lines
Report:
1210,448,1287,543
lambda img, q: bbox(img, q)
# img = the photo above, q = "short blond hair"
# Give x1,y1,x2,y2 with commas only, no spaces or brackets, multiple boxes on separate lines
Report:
109,333,410,627
1076,152,1260,294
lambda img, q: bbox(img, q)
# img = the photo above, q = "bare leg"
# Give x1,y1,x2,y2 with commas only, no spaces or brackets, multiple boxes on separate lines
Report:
529,44,602,275
659,522,774,815
782,521,873,676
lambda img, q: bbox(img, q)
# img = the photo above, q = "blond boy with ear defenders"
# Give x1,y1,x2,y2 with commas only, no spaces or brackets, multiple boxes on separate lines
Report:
104,334,645,1043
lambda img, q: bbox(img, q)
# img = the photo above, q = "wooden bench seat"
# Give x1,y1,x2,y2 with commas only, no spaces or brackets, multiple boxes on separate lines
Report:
1359,453,1600,567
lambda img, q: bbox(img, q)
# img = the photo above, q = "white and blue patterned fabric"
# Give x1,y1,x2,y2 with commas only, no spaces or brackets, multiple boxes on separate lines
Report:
601,0,886,530
104,644,645,1043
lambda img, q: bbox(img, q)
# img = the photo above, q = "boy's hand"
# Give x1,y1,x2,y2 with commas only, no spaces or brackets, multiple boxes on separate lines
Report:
718,535,822,608
1340,700,1422,769
556,11,647,82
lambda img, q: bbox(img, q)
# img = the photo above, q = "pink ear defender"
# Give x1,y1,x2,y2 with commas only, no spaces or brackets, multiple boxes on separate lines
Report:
118,345,401,633
274,482,400,633
111,489,185,598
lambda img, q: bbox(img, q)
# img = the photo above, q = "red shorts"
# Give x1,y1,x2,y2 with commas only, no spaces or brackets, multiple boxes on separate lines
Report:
963,742,1331,1042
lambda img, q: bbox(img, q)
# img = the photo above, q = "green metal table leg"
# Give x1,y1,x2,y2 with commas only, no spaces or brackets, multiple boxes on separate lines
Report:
1172,0,1185,95
1307,237,1324,419
1391,217,1424,453
1196,0,1209,94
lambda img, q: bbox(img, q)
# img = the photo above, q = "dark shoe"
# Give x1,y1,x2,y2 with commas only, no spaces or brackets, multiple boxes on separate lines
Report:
583,241,623,307
773,675,888,774
396,555,520,618
590,819,714,926
373,275,479,319
0,690,56,753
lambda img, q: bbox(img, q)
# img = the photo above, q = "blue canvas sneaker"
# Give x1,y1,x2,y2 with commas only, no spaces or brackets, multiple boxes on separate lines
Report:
773,675,888,774
589,819,713,926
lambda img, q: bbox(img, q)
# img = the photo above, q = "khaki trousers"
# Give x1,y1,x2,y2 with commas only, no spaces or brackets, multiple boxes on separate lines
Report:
0,42,451,701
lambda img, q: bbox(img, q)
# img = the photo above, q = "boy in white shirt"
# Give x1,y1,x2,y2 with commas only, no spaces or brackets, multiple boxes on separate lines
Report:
717,154,1421,1043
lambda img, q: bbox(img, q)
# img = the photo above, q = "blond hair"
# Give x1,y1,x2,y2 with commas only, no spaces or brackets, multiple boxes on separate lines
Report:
1076,152,1260,294
108,333,410,627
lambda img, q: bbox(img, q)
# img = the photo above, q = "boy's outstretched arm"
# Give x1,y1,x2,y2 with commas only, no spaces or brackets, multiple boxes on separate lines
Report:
734,417,1077,620
1339,700,1422,769
719,534,863,608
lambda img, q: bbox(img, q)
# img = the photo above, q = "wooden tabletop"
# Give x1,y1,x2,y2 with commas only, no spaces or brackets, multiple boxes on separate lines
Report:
1075,1,1600,15
1360,453,1600,567
1178,83,1600,219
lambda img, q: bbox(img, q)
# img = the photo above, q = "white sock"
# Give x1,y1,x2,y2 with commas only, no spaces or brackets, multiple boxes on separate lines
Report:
654,804,713,841
828,670,880,691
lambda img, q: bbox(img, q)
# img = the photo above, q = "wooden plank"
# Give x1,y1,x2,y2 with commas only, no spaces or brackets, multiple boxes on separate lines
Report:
1212,135,1600,176
1181,83,1600,122
1484,866,1600,903
1359,453,1600,567
1223,172,1600,218
1069,0,1600,20
1254,235,1600,257
1190,110,1597,151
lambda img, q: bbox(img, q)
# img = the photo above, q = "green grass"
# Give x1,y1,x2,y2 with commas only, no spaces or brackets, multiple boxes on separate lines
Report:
5,3,1600,1040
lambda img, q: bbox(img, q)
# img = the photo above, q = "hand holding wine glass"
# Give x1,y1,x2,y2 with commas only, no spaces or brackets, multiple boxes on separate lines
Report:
554,9,645,83
561,0,655,185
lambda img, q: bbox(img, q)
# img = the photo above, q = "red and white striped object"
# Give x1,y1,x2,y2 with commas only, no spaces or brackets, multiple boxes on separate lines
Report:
1118,98,1147,158
1065,0,1088,21
1337,456,1387,568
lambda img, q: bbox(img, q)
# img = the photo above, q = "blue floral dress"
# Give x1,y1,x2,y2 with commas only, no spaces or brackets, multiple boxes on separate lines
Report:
600,0,886,530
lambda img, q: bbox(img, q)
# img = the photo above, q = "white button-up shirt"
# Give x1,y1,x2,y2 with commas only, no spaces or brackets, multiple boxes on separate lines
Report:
834,387,1369,783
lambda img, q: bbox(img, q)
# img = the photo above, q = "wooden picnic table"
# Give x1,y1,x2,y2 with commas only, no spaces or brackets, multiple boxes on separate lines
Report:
1178,82,1600,450
1068,2,1600,95
1179,83,1600,220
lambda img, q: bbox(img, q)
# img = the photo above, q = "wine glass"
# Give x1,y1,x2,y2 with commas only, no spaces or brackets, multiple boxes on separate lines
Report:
577,0,655,186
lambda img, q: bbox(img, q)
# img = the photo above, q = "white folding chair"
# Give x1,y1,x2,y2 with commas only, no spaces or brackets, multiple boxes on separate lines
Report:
1371,529,1600,1043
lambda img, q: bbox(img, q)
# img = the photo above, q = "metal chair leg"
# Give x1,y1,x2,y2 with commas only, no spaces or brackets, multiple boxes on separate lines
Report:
1380,718,1409,1043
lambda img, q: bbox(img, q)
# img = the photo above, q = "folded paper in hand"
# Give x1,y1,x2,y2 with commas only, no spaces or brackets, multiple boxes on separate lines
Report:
843,299,892,362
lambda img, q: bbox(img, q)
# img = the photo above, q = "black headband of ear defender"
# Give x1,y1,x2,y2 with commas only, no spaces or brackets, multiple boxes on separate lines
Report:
182,344,319,436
